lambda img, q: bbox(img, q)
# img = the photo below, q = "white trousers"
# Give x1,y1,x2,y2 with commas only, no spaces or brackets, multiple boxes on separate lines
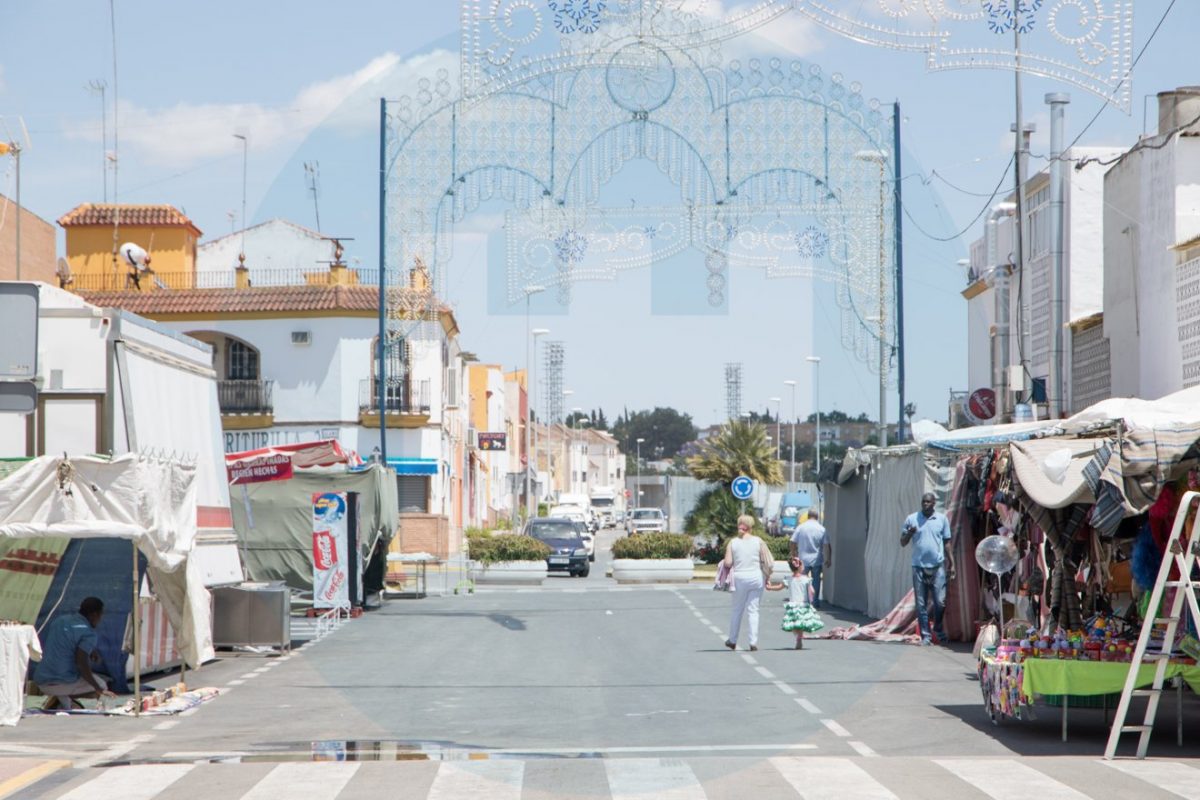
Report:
728,572,765,647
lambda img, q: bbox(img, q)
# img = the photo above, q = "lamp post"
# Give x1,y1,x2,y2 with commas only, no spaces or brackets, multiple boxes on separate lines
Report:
0,141,21,280
233,133,248,261
856,148,889,448
806,356,822,476
635,437,645,508
524,286,547,520
783,380,797,486
769,397,782,468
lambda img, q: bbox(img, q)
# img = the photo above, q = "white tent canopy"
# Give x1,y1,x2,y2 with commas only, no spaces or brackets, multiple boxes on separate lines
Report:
0,454,215,668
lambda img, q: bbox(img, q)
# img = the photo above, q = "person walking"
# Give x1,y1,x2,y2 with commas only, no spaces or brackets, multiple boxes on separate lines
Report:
789,509,830,609
901,492,955,645
723,514,773,651
780,558,824,648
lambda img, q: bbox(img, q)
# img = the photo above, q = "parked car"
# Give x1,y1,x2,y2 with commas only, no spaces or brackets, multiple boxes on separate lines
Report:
525,518,590,577
627,507,667,534
546,505,595,560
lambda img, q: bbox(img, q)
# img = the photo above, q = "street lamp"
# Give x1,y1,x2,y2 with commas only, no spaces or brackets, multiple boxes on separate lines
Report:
523,286,548,520
233,133,248,261
768,397,782,467
806,357,822,476
856,148,889,448
635,437,645,509
783,380,797,486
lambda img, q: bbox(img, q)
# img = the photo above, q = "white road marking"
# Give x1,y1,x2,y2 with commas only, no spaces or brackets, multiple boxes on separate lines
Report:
821,719,852,738
75,733,155,769
772,756,897,799
772,680,797,695
755,666,776,680
253,667,271,673
605,758,706,800
740,654,758,665
242,762,360,800
152,720,179,731
239,673,259,680
1101,759,1200,799
849,741,878,757
58,764,194,800
935,759,1090,799
427,761,523,800
228,679,245,685
795,698,822,714
708,625,722,634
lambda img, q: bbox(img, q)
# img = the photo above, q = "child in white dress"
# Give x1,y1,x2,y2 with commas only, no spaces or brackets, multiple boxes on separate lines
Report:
780,558,824,649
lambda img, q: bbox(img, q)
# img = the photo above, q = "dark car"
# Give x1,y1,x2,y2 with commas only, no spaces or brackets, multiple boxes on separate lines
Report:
526,518,590,578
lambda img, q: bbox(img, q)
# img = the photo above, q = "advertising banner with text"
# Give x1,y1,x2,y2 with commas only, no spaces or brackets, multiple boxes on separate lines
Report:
312,491,350,610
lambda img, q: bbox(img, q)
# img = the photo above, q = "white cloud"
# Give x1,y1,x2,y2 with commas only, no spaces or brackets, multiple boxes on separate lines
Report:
692,0,824,59
69,49,458,167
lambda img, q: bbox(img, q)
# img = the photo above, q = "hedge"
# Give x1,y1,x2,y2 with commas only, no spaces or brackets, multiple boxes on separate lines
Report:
467,531,551,564
611,532,694,559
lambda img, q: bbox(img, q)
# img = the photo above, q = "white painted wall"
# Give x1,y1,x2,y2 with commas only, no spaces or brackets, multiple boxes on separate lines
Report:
197,219,334,275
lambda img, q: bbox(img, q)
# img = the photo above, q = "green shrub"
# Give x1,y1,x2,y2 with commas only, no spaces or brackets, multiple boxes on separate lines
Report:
467,531,551,564
766,535,792,561
611,532,693,559
684,487,766,558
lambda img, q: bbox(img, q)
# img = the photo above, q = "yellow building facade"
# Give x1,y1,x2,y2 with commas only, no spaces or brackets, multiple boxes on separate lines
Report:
58,203,202,290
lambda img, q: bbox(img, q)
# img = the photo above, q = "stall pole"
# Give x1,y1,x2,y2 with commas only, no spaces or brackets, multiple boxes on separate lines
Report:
132,541,141,716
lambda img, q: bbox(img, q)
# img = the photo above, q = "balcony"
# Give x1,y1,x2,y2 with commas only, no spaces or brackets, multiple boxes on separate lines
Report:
359,378,432,428
218,379,275,428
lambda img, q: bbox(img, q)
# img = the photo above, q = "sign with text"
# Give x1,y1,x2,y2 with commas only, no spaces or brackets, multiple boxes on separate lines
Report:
312,492,350,610
477,432,507,451
226,453,293,484
965,388,998,426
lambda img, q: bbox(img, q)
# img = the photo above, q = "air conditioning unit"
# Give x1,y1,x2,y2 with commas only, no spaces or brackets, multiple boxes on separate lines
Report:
291,330,312,346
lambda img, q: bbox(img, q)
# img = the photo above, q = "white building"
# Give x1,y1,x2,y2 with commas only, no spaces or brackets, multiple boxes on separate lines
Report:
197,219,334,275
962,145,1119,420
535,423,622,501
1103,88,1200,398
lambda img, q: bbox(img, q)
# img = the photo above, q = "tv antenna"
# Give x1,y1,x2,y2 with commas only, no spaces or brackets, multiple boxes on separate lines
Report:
86,80,108,201
319,236,354,268
304,161,321,232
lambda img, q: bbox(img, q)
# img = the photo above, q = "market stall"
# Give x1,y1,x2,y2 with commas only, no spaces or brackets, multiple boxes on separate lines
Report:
0,454,214,717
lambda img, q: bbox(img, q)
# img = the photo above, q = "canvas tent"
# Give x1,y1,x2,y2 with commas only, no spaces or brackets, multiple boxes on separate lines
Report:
0,454,214,670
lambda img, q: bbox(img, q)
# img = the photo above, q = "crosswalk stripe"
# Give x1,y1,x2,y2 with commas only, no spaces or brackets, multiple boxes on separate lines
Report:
604,758,706,799
240,762,359,800
1102,759,1200,799
426,761,523,800
57,764,193,800
934,759,1089,799
771,756,897,799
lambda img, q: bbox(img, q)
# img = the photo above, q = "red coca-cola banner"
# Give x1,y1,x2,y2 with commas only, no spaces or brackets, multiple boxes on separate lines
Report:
227,453,293,485
311,492,349,609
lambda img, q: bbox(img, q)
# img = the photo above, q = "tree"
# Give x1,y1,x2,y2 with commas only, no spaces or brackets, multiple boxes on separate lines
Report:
566,410,590,428
612,407,698,460
685,487,767,560
686,419,783,486
594,407,608,430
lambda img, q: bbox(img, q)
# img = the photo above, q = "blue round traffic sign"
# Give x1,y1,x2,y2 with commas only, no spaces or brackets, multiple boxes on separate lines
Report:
731,475,755,500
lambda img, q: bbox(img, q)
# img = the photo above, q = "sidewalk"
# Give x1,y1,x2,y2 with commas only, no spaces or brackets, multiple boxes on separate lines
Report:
0,758,69,798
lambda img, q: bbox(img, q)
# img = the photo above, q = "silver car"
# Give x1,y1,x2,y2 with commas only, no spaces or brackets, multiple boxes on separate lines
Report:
627,507,666,534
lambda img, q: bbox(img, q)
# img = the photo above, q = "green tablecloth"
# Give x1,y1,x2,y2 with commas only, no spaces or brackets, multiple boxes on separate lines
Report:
1021,657,1200,701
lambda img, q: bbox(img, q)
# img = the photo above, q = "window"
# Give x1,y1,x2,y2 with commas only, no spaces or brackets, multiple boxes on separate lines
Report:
225,339,259,380
397,476,429,513
1026,185,1050,258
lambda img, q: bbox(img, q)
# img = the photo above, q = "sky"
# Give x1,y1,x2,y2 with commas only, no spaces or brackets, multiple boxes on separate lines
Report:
1,1,1195,431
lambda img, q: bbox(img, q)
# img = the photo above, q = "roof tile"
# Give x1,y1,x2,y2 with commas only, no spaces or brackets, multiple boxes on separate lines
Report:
59,203,201,231
78,284,382,315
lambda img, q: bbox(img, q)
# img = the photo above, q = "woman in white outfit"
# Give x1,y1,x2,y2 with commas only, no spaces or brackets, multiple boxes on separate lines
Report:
723,514,774,651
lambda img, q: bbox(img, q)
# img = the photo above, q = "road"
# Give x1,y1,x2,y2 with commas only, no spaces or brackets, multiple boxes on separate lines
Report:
3,529,1199,798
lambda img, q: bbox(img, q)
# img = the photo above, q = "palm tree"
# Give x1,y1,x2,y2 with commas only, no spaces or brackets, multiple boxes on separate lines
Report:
686,419,783,485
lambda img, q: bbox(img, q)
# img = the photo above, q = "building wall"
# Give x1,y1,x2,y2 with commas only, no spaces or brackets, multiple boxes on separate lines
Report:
1178,249,1200,388
65,225,197,281
0,195,57,283
197,219,331,274
1070,317,1111,410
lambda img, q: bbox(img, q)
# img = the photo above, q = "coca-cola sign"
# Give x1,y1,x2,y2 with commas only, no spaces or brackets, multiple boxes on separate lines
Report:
312,530,338,570
311,492,349,610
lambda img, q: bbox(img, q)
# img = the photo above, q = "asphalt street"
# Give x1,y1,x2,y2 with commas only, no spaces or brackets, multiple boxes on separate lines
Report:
3,529,1200,798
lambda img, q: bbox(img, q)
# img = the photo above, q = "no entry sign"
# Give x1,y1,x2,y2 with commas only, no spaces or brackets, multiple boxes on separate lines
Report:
965,388,997,425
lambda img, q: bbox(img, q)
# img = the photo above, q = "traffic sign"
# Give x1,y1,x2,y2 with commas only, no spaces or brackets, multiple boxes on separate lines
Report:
731,475,755,500
965,387,997,425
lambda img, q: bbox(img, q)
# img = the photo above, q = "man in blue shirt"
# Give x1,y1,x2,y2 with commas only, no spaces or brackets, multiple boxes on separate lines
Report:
901,493,955,645
789,510,831,609
33,597,114,709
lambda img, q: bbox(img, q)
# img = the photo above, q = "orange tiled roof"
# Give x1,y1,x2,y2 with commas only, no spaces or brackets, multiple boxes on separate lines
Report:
58,203,201,232
78,284,382,315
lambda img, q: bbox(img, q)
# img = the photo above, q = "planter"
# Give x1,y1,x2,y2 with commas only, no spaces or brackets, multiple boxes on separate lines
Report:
470,560,548,586
612,558,694,585
770,560,791,585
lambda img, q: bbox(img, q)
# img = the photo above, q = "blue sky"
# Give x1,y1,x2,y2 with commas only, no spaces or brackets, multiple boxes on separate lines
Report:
2,1,1195,429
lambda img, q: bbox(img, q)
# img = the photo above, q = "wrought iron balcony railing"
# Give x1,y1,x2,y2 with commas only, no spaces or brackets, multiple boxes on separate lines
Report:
217,379,274,415
358,378,431,414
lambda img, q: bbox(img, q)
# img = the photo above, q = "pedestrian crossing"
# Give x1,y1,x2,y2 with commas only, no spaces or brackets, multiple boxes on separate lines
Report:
11,755,1200,800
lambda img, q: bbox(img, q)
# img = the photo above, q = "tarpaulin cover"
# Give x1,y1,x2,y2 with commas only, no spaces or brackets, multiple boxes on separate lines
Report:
1010,439,1104,510
864,451,926,620
226,439,354,472
231,464,396,591
0,455,214,668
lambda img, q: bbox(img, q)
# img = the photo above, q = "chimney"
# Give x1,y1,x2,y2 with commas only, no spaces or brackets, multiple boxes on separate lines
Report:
1157,86,1200,138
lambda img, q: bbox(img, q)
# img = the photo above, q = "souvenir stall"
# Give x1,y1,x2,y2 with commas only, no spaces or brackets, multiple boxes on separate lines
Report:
974,387,1200,740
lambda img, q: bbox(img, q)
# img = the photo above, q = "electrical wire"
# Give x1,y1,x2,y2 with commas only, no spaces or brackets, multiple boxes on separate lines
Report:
901,155,1014,243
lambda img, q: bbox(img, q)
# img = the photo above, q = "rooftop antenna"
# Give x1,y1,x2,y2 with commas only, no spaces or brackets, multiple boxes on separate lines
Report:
108,0,121,277
233,131,248,262
318,236,355,268
304,161,322,232
86,80,108,202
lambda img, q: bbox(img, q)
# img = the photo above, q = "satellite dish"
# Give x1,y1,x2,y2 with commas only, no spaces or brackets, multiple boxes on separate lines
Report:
55,258,74,287
119,242,151,270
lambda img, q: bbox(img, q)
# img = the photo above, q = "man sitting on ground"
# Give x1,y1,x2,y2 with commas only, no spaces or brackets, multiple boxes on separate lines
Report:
33,597,115,709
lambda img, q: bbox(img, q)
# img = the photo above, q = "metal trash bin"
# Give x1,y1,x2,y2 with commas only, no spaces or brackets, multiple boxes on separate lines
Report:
212,581,291,650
